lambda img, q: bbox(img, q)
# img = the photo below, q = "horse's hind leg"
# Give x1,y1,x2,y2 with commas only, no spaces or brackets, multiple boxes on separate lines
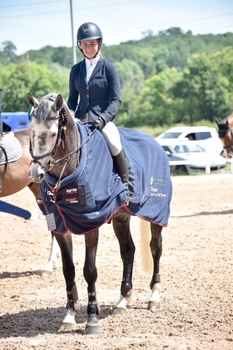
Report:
112,212,135,314
148,223,163,312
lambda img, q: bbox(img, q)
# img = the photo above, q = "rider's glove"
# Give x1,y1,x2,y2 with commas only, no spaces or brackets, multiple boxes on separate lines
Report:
92,116,106,131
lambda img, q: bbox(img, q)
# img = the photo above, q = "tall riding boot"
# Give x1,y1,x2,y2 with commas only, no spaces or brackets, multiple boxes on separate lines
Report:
113,149,130,204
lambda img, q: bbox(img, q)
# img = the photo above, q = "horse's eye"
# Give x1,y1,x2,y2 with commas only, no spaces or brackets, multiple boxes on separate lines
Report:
52,132,57,137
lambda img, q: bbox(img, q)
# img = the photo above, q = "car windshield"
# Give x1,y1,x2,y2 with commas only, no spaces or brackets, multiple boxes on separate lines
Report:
173,143,204,153
160,132,183,139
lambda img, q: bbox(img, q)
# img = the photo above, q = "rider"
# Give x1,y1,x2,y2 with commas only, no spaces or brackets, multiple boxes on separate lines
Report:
67,22,129,198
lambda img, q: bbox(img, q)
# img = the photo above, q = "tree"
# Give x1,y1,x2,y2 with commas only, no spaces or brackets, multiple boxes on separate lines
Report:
211,46,233,112
1,41,17,60
115,59,144,125
141,29,154,38
172,53,230,123
130,68,182,127
0,61,68,111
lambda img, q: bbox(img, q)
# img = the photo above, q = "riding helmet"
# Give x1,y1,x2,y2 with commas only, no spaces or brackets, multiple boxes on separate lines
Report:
77,22,103,43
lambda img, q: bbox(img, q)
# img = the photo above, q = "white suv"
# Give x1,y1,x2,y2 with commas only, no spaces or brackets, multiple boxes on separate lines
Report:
156,126,223,156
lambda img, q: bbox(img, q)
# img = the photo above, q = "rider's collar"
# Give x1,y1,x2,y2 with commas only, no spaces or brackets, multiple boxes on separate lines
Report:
85,54,100,67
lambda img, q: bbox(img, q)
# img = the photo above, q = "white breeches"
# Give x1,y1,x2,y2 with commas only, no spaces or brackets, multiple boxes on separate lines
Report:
102,122,122,156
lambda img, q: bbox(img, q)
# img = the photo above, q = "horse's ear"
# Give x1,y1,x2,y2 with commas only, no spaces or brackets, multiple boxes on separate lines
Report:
53,94,63,112
26,93,39,108
215,118,220,126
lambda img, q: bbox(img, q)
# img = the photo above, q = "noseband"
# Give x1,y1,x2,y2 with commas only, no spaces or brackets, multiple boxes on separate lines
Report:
218,127,233,150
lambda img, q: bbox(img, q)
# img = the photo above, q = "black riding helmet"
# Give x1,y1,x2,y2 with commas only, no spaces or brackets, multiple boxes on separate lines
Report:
77,22,103,58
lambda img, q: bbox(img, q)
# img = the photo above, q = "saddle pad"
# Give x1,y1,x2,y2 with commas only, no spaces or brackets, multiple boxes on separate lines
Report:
0,132,22,165
40,124,172,235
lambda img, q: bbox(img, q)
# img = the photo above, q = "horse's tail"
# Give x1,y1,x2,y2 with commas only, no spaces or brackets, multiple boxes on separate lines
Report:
140,219,153,273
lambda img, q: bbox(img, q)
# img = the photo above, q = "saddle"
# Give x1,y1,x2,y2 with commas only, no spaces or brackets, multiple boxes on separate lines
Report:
0,123,22,165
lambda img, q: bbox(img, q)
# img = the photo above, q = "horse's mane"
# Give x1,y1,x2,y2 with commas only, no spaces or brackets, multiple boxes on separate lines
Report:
227,113,233,123
42,92,59,101
220,113,233,124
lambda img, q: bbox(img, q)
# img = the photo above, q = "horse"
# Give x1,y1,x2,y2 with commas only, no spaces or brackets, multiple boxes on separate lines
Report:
26,92,172,335
0,128,60,272
216,113,233,158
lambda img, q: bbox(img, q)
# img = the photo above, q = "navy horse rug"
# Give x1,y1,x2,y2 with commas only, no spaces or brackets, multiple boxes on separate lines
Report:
40,124,172,235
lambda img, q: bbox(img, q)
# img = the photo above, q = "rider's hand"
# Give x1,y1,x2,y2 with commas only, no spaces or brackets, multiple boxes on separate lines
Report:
92,116,106,131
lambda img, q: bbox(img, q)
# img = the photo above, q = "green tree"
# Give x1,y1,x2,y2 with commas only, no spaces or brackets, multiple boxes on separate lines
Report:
0,61,68,111
1,40,17,60
172,53,230,124
115,59,144,125
130,68,182,127
211,46,233,112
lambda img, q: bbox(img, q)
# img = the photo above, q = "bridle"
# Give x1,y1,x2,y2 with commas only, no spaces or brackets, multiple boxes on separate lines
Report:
29,104,97,190
30,107,70,172
218,125,233,151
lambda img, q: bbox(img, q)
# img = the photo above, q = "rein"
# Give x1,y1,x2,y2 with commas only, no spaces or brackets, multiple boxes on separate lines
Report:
30,106,97,191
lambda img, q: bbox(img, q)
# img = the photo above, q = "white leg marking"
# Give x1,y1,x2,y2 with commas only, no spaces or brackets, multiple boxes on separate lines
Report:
115,294,128,309
62,309,77,325
149,283,161,303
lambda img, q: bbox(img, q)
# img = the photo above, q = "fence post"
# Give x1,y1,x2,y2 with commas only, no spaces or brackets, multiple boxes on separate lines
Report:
205,140,211,174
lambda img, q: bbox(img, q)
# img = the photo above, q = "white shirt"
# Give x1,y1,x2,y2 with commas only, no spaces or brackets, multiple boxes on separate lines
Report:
85,55,100,83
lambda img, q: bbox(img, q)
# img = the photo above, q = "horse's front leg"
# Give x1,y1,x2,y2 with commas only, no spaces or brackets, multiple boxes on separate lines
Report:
55,232,79,332
112,213,135,314
83,229,100,334
148,223,163,312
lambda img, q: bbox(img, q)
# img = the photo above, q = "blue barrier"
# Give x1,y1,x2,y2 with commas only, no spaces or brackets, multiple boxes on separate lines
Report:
2,112,29,131
0,200,31,219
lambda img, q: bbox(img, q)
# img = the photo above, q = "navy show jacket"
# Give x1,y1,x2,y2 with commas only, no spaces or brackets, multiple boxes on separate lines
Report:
67,56,122,124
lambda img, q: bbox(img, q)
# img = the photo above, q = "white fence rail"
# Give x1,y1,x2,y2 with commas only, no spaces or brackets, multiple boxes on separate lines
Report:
169,154,233,175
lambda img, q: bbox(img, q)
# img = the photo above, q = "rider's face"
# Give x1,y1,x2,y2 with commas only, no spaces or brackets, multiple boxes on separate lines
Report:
80,40,99,59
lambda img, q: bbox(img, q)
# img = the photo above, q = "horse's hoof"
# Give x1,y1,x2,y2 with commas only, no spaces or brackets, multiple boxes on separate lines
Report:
147,301,160,312
84,314,100,334
84,325,101,335
113,307,128,315
58,322,78,332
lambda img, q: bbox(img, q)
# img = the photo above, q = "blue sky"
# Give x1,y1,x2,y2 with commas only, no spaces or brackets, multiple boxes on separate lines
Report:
1,0,233,55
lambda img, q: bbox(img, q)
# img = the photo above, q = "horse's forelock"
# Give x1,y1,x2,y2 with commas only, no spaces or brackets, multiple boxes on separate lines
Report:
42,93,58,101
36,98,56,121
33,93,73,122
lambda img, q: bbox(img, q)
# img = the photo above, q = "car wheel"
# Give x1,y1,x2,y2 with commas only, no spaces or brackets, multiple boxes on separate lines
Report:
175,165,188,175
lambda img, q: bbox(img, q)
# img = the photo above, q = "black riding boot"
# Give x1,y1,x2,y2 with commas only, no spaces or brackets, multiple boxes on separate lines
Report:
113,149,130,204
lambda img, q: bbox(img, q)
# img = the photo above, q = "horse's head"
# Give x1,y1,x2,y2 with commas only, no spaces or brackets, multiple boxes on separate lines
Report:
26,92,67,182
215,117,233,159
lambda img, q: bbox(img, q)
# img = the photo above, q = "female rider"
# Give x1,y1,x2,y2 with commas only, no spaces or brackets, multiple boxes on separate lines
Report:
67,22,129,199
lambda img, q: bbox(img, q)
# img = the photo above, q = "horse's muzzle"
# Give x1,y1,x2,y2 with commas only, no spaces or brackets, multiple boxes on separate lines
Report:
28,166,45,183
